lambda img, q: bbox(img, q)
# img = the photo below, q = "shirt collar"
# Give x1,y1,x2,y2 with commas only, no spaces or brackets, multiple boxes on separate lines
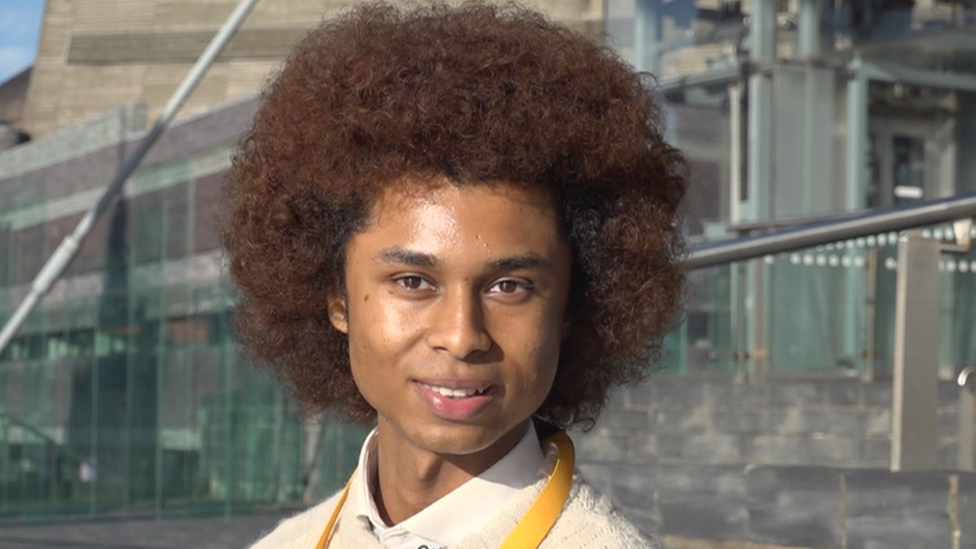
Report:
353,421,546,547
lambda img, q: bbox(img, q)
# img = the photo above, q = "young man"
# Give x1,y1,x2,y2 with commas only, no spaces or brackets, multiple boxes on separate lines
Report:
224,2,687,548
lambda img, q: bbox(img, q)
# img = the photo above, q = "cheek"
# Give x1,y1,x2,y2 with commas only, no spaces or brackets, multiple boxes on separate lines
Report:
346,298,423,370
539,324,565,390
517,325,562,395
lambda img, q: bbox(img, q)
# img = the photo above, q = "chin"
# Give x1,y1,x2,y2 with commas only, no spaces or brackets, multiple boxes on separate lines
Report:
409,421,515,457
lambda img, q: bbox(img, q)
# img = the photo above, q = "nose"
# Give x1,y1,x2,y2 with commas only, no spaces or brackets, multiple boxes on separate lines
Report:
426,288,492,359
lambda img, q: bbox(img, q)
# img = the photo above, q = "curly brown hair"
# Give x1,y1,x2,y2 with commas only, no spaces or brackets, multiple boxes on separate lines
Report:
223,1,687,429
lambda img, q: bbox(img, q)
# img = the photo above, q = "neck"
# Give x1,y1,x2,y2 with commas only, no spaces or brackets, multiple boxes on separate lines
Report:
372,419,529,525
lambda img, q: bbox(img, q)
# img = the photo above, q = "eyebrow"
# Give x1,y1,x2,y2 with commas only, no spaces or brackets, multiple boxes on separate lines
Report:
375,247,553,272
489,255,553,272
376,247,437,267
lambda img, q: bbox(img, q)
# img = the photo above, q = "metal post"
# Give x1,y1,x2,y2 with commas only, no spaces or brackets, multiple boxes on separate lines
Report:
733,261,748,382
798,0,826,58
0,0,261,357
845,55,868,212
959,367,976,471
845,56,869,371
891,231,940,471
634,0,662,76
744,0,775,382
745,0,774,221
729,82,744,226
861,248,878,381
748,259,768,383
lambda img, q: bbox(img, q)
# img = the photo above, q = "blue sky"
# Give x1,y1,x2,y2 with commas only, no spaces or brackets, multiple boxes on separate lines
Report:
0,0,46,84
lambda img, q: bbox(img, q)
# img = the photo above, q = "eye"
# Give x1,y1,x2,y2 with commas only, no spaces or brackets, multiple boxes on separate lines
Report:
395,276,433,291
487,279,532,295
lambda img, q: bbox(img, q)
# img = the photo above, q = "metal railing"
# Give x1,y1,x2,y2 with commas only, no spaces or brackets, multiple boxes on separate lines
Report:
683,191,976,271
682,191,976,472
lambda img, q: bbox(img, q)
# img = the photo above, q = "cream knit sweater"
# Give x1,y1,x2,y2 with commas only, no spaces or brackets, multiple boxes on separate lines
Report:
249,468,665,549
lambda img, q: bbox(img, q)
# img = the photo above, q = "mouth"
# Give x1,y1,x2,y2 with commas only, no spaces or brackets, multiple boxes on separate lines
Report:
414,380,497,420
419,383,492,399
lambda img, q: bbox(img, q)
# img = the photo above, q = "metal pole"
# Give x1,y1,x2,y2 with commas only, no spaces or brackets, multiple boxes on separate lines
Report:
861,249,878,381
744,0,774,223
0,0,261,356
798,0,825,58
634,0,662,76
728,82,743,228
744,0,774,384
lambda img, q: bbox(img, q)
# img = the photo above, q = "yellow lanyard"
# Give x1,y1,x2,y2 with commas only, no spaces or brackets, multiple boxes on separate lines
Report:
314,431,575,549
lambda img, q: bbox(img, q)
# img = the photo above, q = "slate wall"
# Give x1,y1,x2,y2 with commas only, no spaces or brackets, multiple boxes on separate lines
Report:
579,462,975,549
576,375,976,548
579,375,966,469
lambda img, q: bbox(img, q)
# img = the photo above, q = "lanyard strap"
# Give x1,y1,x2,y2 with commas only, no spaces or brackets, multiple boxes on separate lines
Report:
314,431,575,549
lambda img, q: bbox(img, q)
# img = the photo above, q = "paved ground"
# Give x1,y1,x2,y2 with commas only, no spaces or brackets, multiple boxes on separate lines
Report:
0,515,808,549
0,512,293,549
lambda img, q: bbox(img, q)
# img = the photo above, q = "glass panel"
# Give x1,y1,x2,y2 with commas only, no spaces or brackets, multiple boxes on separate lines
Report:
684,223,975,379
660,264,737,374
0,148,372,522
891,134,925,199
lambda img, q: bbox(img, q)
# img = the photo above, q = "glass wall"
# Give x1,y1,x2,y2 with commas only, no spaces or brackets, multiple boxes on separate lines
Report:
0,110,370,521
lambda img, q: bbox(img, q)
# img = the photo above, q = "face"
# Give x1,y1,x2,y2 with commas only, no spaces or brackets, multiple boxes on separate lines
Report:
328,177,572,460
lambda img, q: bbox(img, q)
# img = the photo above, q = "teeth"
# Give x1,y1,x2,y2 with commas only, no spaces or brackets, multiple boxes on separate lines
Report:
424,384,485,399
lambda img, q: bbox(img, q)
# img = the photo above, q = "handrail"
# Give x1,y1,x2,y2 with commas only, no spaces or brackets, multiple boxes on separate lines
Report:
0,411,118,481
0,411,62,448
684,192,976,271
728,209,862,234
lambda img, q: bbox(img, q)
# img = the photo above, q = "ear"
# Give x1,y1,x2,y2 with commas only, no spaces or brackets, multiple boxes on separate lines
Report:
327,291,349,334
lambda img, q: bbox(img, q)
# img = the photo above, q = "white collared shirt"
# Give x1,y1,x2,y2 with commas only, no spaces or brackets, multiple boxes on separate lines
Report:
352,422,545,549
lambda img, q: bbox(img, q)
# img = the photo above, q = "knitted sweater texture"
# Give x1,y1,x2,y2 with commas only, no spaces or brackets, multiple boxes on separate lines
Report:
249,469,664,549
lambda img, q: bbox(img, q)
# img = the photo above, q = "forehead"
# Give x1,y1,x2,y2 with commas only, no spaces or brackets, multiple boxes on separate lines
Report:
371,175,557,225
352,175,567,258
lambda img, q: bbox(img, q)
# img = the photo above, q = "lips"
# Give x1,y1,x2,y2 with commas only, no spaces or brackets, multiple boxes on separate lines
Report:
415,380,497,421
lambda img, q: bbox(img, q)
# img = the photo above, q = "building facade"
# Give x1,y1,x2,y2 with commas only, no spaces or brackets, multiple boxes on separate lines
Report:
1,0,975,543
607,0,976,381
22,0,604,138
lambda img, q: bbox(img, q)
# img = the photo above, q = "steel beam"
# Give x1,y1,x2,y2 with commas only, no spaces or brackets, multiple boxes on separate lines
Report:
861,62,976,94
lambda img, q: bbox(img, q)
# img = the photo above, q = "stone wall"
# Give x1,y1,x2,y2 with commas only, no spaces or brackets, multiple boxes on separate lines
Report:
579,375,965,469
580,462,975,549
576,375,976,547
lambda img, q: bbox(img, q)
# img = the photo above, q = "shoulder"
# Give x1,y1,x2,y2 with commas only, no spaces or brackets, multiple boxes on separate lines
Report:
542,473,667,549
247,492,342,549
